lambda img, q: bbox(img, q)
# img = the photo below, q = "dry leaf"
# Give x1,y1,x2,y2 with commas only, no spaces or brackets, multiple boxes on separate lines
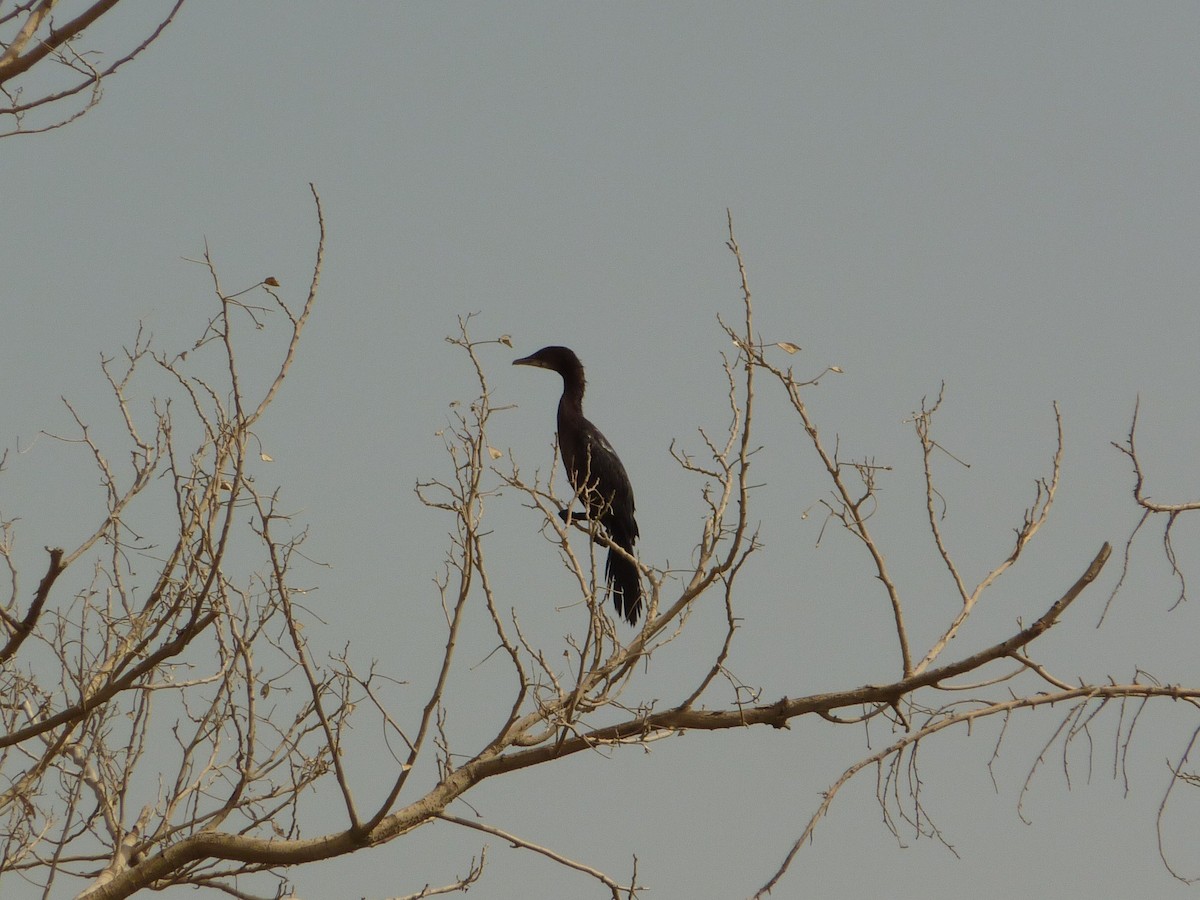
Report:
776,341,802,354
264,276,280,287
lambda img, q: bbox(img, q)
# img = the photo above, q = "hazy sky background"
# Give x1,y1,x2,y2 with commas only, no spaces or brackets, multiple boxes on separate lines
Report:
5,4,1200,898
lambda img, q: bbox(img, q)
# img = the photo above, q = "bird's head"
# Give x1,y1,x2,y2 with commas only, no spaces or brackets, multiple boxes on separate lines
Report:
513,345,587,395
512,345,584,375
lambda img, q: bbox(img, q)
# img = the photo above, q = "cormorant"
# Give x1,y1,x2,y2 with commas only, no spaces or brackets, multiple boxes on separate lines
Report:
513,346,643,624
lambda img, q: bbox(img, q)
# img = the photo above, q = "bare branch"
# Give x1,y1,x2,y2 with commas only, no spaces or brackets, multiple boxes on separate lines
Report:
438,814,634,899
1,1,187,137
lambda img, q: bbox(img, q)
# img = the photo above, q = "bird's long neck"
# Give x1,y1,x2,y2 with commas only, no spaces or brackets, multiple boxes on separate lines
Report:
556,365,586,416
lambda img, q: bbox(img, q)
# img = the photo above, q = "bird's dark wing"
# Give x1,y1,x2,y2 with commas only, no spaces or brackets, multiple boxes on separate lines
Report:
563,421,636,525
567,420,641,624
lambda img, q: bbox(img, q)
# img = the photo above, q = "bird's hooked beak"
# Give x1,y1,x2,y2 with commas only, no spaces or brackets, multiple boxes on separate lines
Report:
512,354,547,368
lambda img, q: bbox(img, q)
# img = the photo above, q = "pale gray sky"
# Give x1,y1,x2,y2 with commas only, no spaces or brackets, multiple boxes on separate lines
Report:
5,4,1200,898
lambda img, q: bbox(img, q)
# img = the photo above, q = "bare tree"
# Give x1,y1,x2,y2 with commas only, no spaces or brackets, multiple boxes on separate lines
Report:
0,0,185,137
3,204,1200,900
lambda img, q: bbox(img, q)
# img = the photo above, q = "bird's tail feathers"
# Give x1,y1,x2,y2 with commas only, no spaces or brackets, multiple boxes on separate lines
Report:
605,535,642,625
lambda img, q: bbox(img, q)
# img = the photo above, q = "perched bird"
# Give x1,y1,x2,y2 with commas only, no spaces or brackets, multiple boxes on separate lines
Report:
513,346,642,624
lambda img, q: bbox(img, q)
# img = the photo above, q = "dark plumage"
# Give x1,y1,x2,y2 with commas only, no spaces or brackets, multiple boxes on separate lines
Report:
513,346,642,624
